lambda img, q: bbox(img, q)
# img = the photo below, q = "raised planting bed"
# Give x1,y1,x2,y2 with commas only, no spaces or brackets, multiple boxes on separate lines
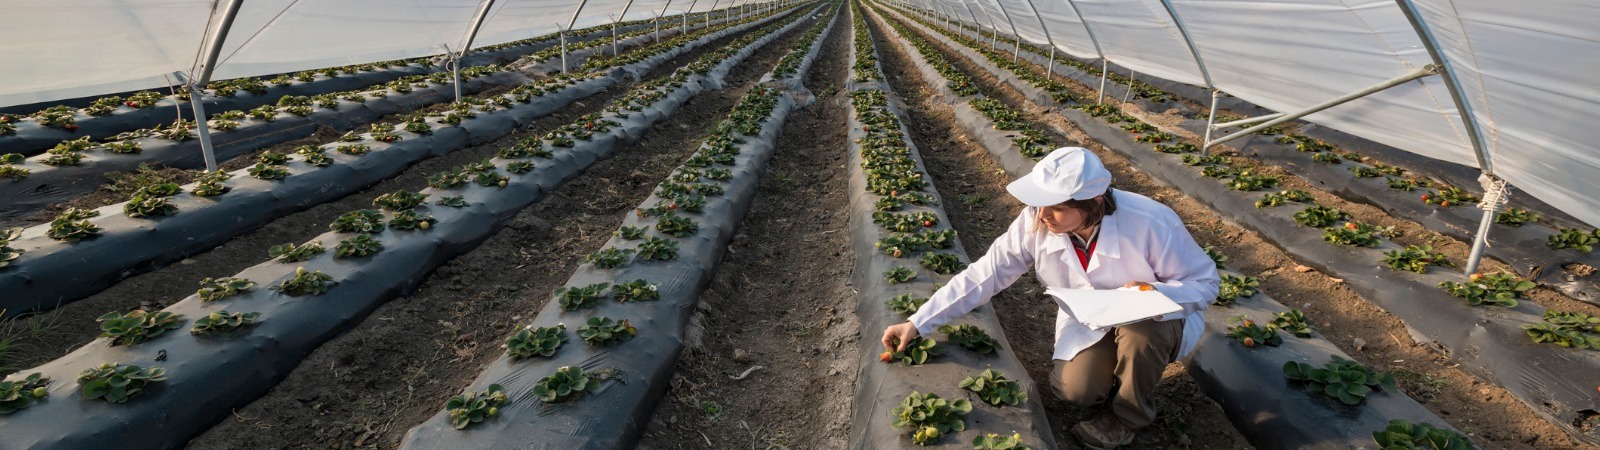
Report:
0,20,662,158
869,9,1464,447
842,5,1054,448
0,9,816,448
758,2,843,104
0,4,814,316
0,7,806,223
401,84,799,450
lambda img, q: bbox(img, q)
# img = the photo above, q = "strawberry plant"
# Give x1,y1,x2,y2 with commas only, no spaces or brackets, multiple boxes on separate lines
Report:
506,161,534,175
1422,186,1478,207
873,211,939,232
104,140,142,154
1283,356,1395,406
446,384,508,429
248,105,278,122
1312,152,1343,164
1255,189,1314,208
1271,309,1314,337
334,234,383,258
1154,143,1198,154
1324,222,1385,247
1386,177,1430,191
1372,419,1472,450
1227,171,1281,191
123,194,177,218
704,168,733,181
1120,122,1155,133
34,105,77,130
1541,310,1600,333
381,204,434,229
578,316,636,346
0,165,28,180
47,208,102,242
892,391,971,446
257,152,290,165
330,209,384,233
972,433,1030,450
427,168,469,189
0,372,50,414
190,310,261,335
960,368,1028,406
1349,166,1382,178
77,363,167,403
615,226,646,240
613,279,659,303
637,236,679,261
373,190,428,211
1225,315,1281,348
1494,208,1539,227
197,277,256,301
1182,154,1229,167
1204,246,1227,269
939,324,999,354
0,228,23,270
273,267,335,296
1381,245,1452,273
586,247,633,269
1293,205,1348,228
887,294,928,315
499,138,551,159
1548,228,1597,253
1215,274,1258,305
544,130,574,148
875,193,937,212
1013,128,1051,158
41,148,85,166
557,283,610,311
1522,322,1600,349
1201,165,1239,178
248,163,289,180
885,266,918,284
1440,272,1533,307
295,146,332,167
1133,131,1174,144
332,143,372,157
97,310,184,346
886,336,940,365
473,170,508,188
655,212,699,238
508,324,567,359
534,366,602,402
268,241,325,262
436,196,468,208
921,252,966,274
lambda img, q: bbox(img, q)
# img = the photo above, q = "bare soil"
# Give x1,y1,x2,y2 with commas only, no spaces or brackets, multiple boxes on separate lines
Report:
862,10,1251,449
180,12,824,450
875,9,1592,449
636,11,859,450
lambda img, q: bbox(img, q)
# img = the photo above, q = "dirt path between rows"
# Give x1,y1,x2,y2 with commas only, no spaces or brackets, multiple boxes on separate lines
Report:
636,9,858,450
875,8,1589,449
182,11,822,450
860,10,1251,449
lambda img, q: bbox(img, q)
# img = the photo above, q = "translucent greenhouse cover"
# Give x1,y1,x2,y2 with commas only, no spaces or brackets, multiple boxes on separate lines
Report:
0,0,766,106
901,0,1600,228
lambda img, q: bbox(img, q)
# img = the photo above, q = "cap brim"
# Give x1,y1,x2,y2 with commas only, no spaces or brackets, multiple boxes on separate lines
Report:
1007,173,1070,207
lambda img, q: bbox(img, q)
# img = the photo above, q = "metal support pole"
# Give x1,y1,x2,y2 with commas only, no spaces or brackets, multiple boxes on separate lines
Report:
451,0,498,104
1156,0,1213,90
1096,59,1107,104
708,0,720,28
559,26,569,74
1122,67,1135,104
1206,64,1440,150
186,0,245,173
1211,113,1284,130
1201,89,1220,155
684,0,698,33
989,0,1021,63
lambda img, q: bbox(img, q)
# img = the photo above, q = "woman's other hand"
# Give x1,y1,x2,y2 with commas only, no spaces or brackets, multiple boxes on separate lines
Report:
1123,281,1154,291
882,321,921,352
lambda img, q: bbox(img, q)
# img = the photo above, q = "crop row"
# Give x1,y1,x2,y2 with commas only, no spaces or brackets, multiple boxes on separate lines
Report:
843,3,1054,448
866,6,1468,447
0,6,819,449
0,4,810,317
876,3,1600,444
400,26,818,443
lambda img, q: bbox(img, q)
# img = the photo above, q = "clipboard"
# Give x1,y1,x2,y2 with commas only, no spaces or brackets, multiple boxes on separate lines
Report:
1046,287,1183,331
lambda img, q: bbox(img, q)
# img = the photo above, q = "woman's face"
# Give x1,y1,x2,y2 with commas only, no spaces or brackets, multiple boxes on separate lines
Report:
1038,202,1091,235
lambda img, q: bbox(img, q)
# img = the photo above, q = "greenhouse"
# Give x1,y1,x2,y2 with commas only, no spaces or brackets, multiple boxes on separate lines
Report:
0,0,1596,448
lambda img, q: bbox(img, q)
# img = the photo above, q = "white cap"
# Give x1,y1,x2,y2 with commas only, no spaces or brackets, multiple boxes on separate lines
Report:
1005,147,1112,207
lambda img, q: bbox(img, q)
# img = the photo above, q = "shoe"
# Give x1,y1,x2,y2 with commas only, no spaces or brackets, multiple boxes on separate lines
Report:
1072,412,1136,449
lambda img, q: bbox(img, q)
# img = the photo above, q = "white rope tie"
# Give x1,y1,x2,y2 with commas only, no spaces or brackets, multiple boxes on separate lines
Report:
1478,174,1510,212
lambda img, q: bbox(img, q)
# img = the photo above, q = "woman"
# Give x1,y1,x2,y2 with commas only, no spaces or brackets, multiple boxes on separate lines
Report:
881,147,1218,449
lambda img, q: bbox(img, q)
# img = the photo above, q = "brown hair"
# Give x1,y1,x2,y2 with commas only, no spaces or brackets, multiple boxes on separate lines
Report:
1032,188,1118,233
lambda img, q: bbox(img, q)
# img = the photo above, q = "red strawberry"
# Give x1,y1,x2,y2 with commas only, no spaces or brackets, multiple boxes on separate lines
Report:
880,351,893,362
1243,337,1256,347
1345,222,1358,230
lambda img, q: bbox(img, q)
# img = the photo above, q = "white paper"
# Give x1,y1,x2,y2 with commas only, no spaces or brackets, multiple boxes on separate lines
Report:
1046,287,1183,331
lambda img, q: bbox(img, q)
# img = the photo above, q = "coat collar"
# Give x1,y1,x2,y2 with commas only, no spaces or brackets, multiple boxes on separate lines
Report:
1037,210,1122,272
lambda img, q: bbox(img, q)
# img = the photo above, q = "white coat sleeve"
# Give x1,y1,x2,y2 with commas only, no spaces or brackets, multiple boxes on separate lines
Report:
1148,220,1220,321
907,210,1036,336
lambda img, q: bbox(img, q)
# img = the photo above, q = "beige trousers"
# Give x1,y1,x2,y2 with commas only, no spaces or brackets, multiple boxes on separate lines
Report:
1049,318,1184,428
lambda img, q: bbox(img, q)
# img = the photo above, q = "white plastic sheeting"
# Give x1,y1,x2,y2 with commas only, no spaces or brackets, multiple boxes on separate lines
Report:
0,0,775,107
894,0,1600,228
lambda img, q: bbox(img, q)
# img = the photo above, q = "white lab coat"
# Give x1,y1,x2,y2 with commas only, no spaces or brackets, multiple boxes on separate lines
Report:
908,190,1219,361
